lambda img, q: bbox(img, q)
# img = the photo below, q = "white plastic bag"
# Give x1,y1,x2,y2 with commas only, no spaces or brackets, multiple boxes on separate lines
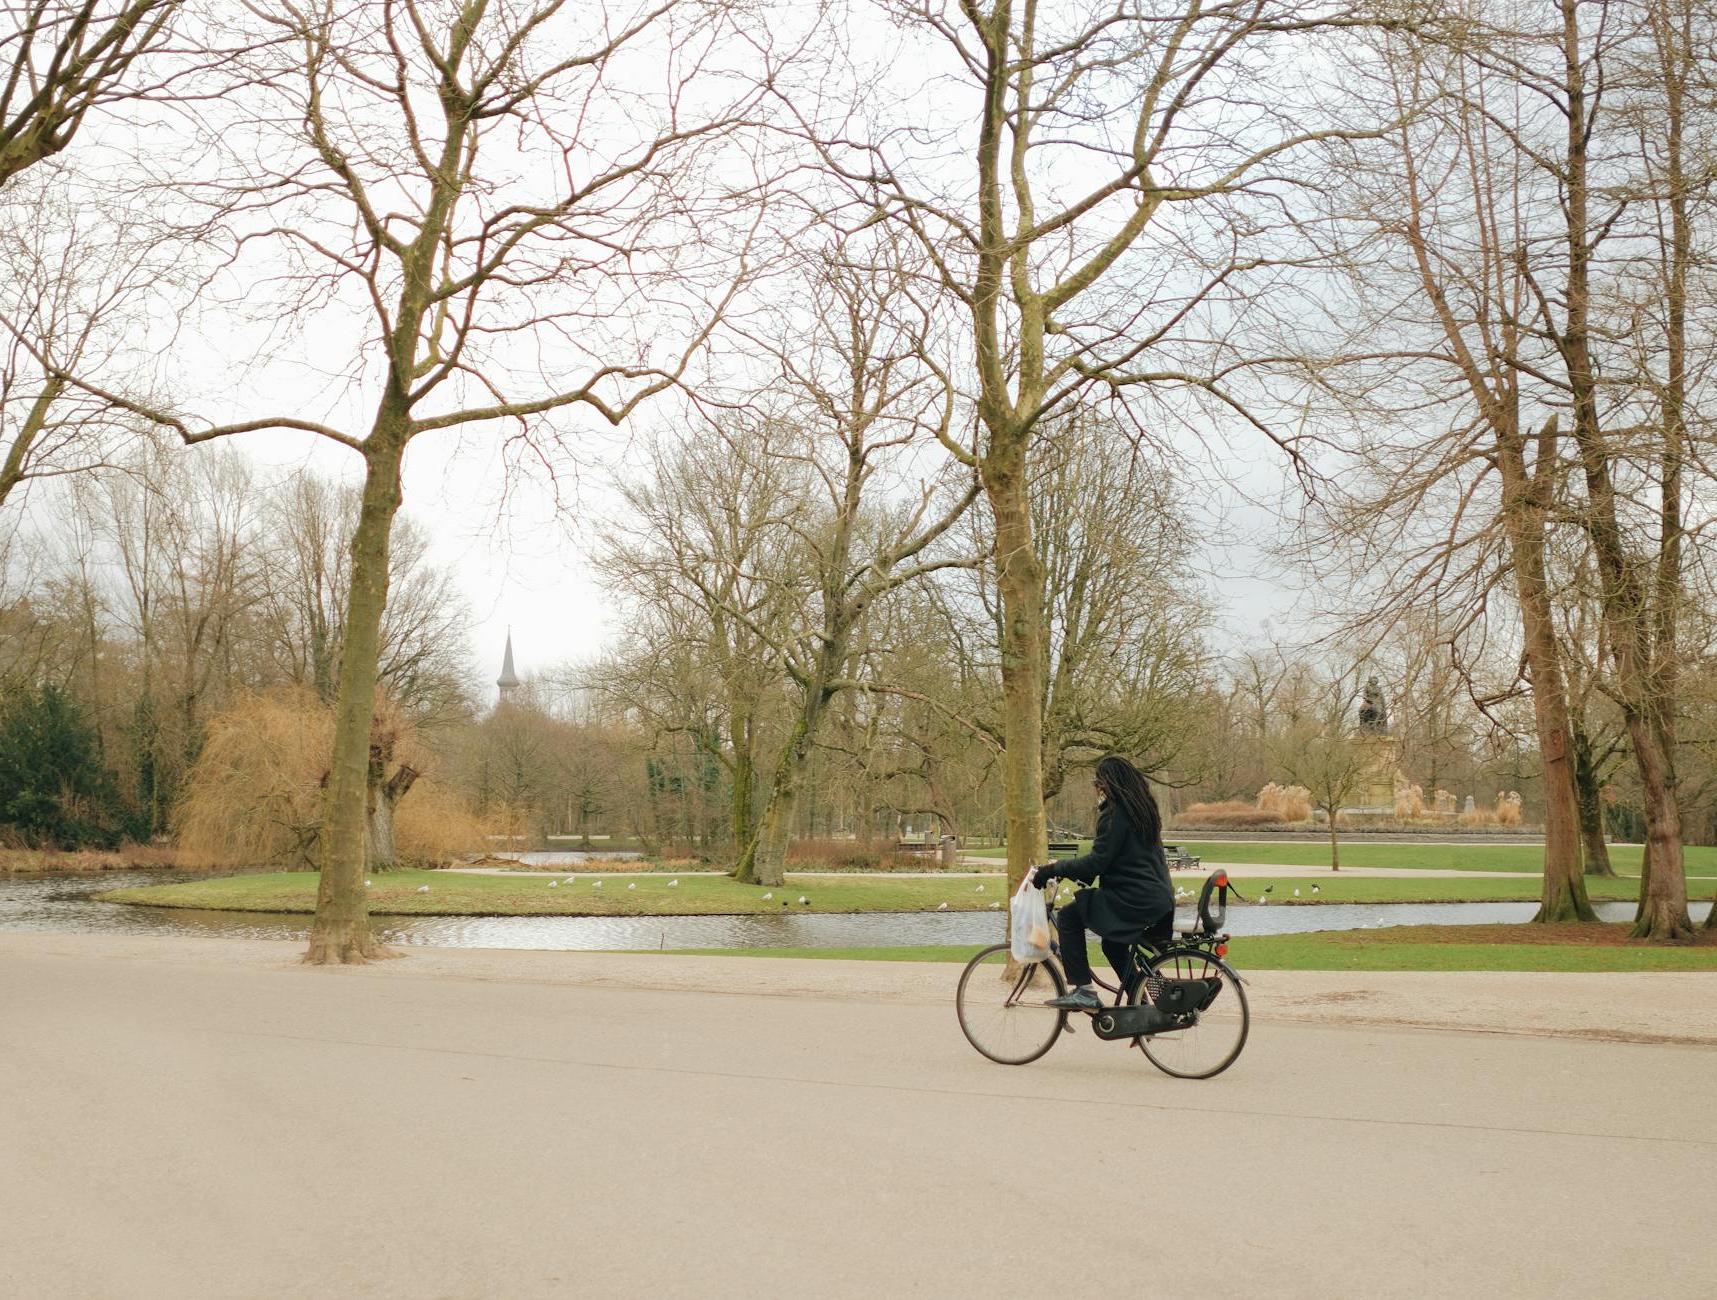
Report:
1009,874,1051,962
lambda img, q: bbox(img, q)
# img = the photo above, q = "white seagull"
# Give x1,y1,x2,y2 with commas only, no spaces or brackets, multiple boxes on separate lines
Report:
1311,884,1320,895
976,884,985,892
937,902,949,911
797,896,808,905
761,892,772,900
548,880,558,887
627,882,636,890
668,879,679,887
1293,888,1301,898
593,880,603,888
416,885,430,894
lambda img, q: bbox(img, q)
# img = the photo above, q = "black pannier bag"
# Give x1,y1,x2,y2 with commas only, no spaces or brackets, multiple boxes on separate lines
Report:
1152,977,1222,1017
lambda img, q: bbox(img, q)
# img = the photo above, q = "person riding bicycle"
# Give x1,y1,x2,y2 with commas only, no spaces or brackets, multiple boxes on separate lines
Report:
1032,755,1174,1012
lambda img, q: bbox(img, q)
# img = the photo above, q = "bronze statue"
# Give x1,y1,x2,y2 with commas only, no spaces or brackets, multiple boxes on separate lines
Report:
1358,676,1388,734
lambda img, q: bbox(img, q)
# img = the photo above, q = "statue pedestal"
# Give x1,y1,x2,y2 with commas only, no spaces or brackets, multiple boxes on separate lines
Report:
1353,735,1400,810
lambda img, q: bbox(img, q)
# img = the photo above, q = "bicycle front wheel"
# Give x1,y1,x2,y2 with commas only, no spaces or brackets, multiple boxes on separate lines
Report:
956,944,1067,1065
1130,947,1249,1079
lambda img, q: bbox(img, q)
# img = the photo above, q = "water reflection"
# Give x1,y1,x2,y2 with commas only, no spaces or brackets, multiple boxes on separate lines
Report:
1,871,1707,951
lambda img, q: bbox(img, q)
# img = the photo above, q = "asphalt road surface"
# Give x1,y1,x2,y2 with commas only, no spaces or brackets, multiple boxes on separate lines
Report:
3,936,1711,1299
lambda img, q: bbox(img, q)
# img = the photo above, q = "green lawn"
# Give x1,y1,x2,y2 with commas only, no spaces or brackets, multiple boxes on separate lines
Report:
969,839,1717,876
660,924,1717,972
96,864,1716,915
95,869,1017,917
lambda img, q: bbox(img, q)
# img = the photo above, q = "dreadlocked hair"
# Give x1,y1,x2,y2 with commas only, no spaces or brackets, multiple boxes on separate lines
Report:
1094,755,1162,848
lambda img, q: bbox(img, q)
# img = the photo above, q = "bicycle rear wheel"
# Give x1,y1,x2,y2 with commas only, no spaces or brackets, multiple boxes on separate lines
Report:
1130,947,1249,1079
956,944,1067,1065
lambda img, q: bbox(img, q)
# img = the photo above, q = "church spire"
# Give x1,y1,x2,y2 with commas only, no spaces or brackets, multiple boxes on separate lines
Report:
496,629,521,699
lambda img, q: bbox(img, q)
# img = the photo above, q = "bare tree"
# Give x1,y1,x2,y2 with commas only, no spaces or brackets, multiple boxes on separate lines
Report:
1307,20,1597,921
1270,679,1373,870
597,421,807,856
0,1,180,187
55,0,768,960
0,174,171,511
797,0,1383,891
718,240,979,886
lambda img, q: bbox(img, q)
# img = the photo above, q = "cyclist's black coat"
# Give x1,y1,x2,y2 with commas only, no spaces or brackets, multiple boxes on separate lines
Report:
1053,802,1173,941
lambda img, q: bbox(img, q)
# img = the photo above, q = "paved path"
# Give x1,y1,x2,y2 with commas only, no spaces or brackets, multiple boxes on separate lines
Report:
451,862,1550,880
3,935,1711,1299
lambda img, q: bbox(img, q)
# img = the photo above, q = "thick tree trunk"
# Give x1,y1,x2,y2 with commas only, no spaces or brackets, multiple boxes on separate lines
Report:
736,683,833,887
366,761,419,871
1498,437,1593,922
983,449,1049,895
1571,731,1614,877
305,437,406,965
1627,715,1693,940
1327,815,1340,871
1552,0,1681,935
735,740,798,888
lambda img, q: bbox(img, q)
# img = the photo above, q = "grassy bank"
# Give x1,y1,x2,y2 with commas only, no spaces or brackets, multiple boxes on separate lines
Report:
968,840,1717,876
95,864,1712,915
95,868,1015,916
662,924,1717,972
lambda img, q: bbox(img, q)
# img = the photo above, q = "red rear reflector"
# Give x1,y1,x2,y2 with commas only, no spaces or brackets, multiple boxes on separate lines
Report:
1215,943,1228,957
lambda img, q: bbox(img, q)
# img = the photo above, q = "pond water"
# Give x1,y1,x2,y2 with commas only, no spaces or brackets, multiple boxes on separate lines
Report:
2,872,1708,952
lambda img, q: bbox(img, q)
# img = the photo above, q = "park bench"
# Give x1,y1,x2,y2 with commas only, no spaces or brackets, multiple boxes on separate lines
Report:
1164,843,1202,872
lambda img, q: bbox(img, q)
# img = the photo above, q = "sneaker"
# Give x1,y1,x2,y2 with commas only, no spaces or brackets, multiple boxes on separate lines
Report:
1046,987,1101,1012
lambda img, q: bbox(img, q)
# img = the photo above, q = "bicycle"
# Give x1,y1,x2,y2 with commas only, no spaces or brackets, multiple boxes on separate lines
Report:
955,870,1250,1079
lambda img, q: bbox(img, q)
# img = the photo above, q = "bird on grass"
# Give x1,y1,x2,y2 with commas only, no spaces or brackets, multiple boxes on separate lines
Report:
761,892,772,901
365,879,372,887
1311,884,1320,895
1262,885,1274,895
975,884,985,892
627,882,636,890
416,885,430,894
549,880,558,888
668,879,679,887
937,902,949,911
797,896,808,905
991,902,1001,909
593,880,603,888
1293,888,1301,898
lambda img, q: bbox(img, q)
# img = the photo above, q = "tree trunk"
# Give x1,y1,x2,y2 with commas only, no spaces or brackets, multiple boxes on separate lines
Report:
305,437,406,964
736,691,830,888
1497,434,1593,922
366,761,419,871
1626,715,1693,941
1327,814,1340,871
729,712,755,855
1571,730,1614,877
983,447,1049,895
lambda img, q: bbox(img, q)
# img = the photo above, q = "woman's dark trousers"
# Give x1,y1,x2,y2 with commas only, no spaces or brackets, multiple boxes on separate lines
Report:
1056,890,1172,987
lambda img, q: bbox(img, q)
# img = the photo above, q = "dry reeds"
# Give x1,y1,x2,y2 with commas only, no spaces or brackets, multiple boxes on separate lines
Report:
176,687,334,868
1178,800,1287,829
785,838,930,871
395,775,488,864
1393,782,1426,819
176,687,483,868
1256,783,1313,823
